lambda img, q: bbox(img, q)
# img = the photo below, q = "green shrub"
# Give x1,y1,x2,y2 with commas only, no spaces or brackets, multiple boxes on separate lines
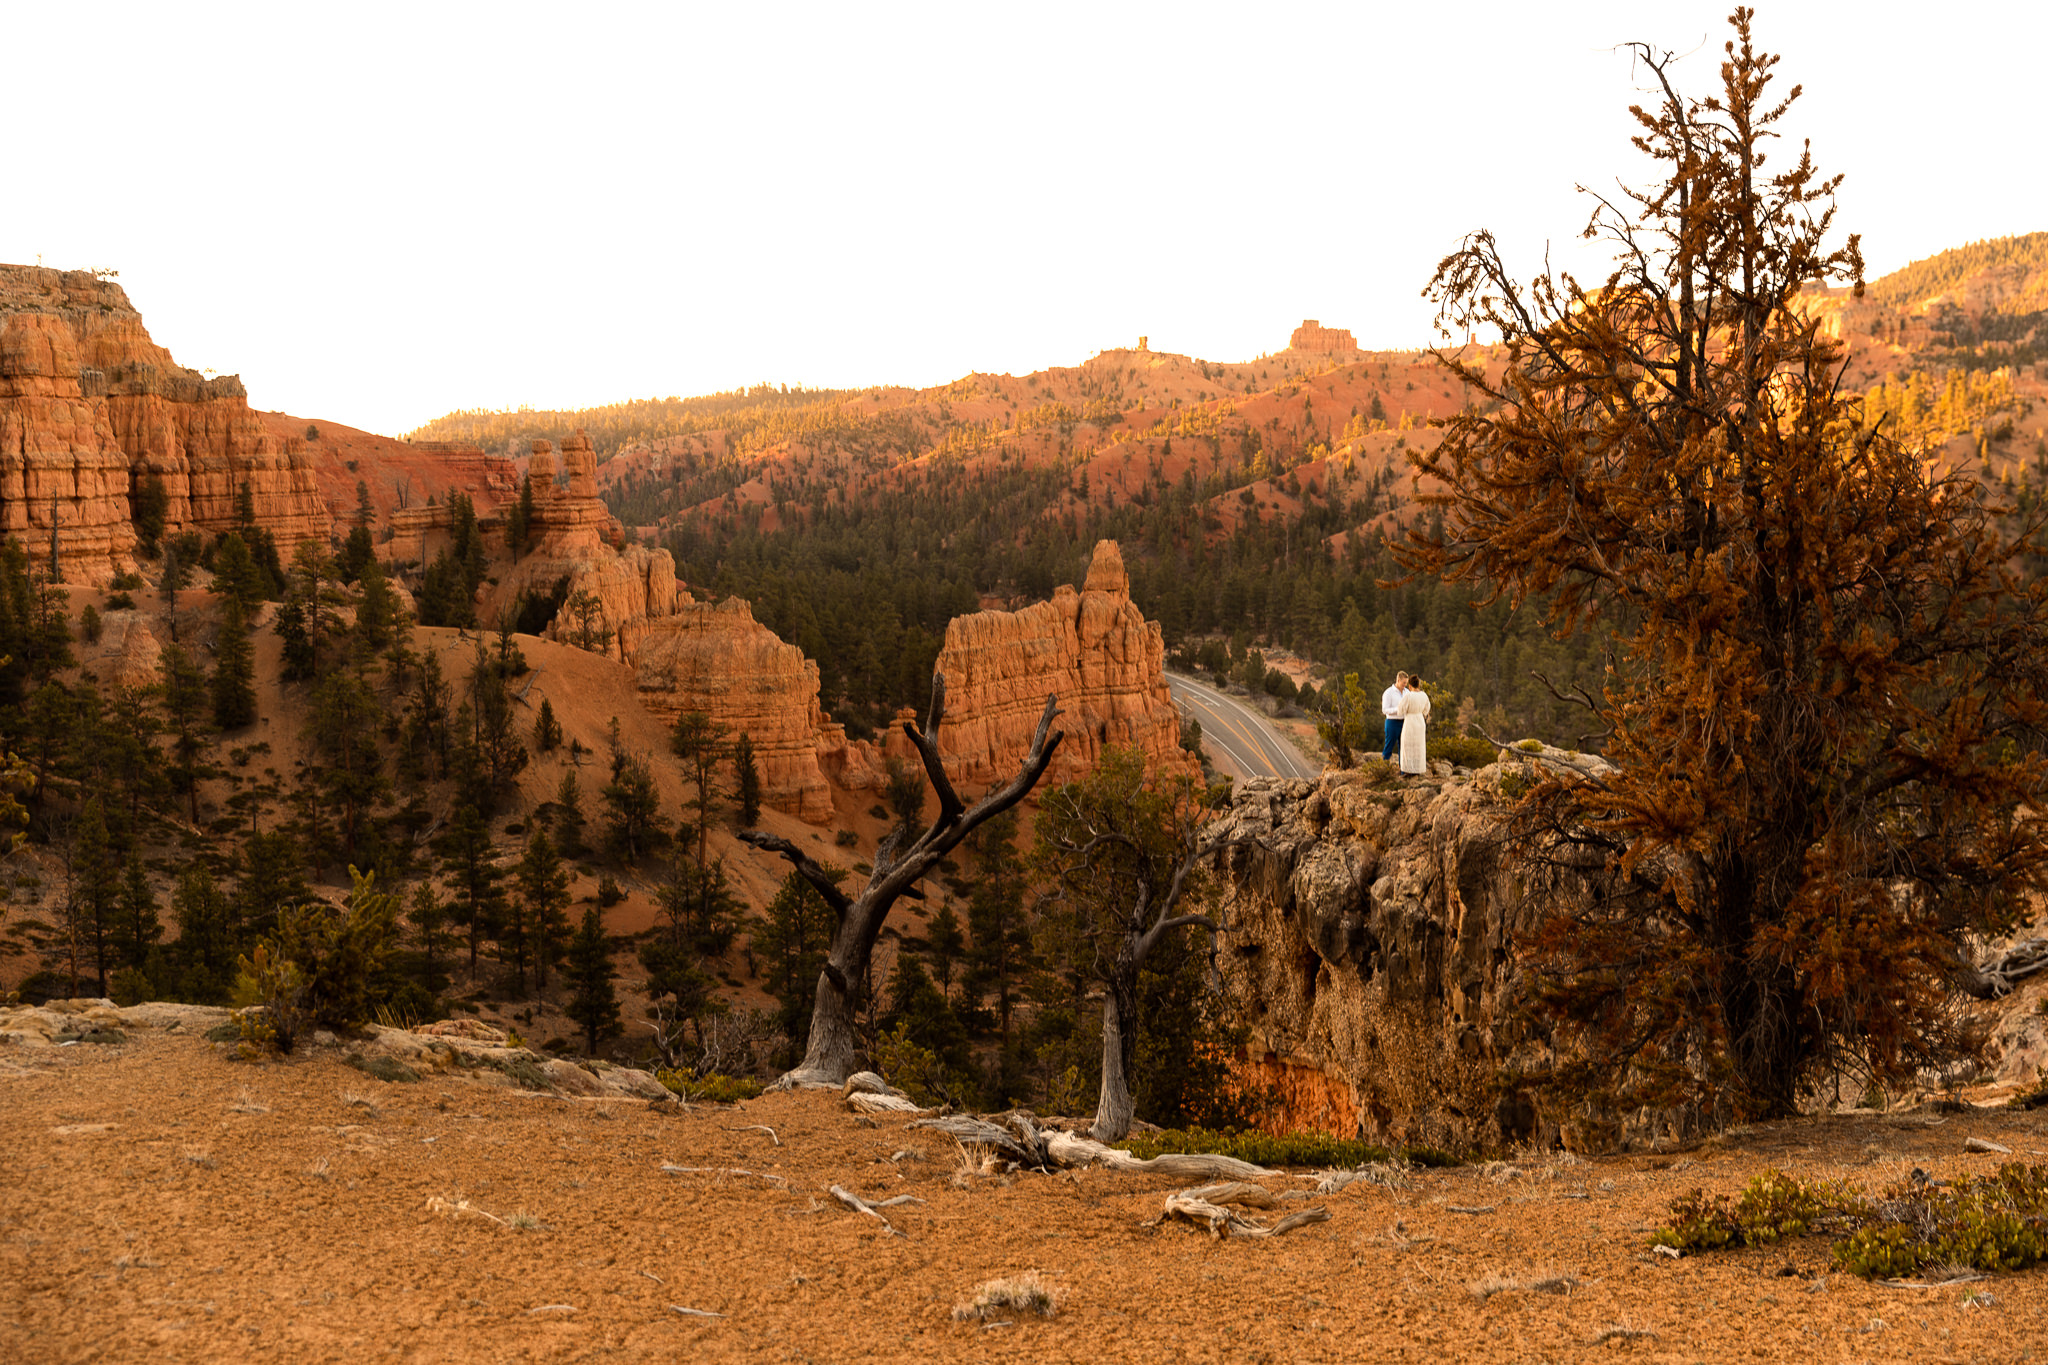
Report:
1113,1126,1459,1169
1429,734,1498,769
1513,738,1545,752
1652,1164,2048,1279
1652,1170,1856,1253
346,1053,422,1083
597,875,623,908
656,1069,764,1103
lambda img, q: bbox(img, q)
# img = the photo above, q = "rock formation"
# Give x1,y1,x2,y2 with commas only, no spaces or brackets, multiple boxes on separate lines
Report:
0,265,329,583
1288,319,1359,354
929,541,1196,789
630,594,838,823
1203,755,1604,1152
0,311,139,580
487,434,680,660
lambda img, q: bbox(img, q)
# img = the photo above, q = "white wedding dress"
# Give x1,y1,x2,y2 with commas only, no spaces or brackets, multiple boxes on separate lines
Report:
1398,688,1431,775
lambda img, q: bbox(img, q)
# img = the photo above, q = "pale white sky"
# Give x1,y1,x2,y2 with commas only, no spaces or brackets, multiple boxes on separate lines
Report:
9,2,2041,437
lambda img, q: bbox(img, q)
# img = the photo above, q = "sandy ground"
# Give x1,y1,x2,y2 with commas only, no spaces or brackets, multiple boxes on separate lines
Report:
6,1024,2048,1364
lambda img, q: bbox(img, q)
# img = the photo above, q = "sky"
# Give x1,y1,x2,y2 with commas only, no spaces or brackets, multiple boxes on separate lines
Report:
8,1,2043,437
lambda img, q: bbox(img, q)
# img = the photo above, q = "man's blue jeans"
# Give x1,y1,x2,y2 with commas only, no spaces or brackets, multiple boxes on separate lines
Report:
1382,717,1403,761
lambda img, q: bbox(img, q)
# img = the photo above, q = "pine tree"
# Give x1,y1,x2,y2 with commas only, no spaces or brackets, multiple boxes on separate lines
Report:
552,770,588,859
732,732,762,827
601,749,663,861
408,881,451,991
964,811,1033,1042
211,602,258,730
69,798,120,994
168,862,235,1003
309,670,388,868
533,696,562,752
209,532,265,614
157,643,212,824
754,869,838,1064
515,829,572,995
564,907,621,1056
436,801,505,975
669,710,730,869
112,852,161,976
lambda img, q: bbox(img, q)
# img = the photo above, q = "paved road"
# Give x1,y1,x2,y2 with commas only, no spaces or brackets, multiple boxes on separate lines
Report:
1166,672,1324,782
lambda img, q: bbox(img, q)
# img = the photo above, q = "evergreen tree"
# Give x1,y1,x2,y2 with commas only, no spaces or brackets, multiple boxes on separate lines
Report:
601,748,663,861
112,854,162,977
465,637,529,806
69,799,120,994
168,862,235,1003
564,907,621,1056
398,647,451,782
408,881,451,993
436,801,505,975
925,903,966,1005
964,811,1033,1041
236,830,310,948
514,828,571,995
157,643,213,824
354,557,396,654
309,670,388,868
754,870,836,1064
211,602,258,730
533,697,562,752
552,770,588,859
732,732,762,827
132,473,170,556
209,532,265,614
669,710,730,869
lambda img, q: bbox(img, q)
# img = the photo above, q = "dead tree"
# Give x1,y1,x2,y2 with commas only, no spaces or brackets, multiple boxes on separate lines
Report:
741,677,1062,1088
1037,748,1217,1142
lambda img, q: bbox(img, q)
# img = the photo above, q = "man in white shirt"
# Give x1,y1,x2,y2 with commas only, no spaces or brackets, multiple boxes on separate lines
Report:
1380,672,1407,762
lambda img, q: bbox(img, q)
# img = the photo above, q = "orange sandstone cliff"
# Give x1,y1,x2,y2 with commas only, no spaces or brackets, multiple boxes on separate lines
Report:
0,265,328,582
930,540,1196,788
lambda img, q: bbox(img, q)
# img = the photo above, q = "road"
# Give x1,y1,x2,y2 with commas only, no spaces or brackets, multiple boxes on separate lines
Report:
1166,672,1325,782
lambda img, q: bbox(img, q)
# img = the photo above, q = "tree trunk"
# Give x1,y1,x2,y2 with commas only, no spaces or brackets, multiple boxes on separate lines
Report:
1090,968,1140,1142
780,902,883,1087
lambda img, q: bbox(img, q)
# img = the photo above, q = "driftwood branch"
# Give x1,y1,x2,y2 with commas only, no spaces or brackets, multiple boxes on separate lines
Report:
828,1184,907,1237
1150,1189,1332,1239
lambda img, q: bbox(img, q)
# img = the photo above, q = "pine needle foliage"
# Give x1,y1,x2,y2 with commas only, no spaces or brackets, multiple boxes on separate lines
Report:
1404,10,2048,1124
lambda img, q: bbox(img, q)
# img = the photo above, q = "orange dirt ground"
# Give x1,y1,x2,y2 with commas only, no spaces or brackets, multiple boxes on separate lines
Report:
5,1023,2047,1364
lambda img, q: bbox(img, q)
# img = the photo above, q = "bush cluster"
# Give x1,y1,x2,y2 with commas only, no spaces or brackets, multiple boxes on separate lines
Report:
656,1068,764,1103
1652,1164,2048,1278
1114,1126,1460,1170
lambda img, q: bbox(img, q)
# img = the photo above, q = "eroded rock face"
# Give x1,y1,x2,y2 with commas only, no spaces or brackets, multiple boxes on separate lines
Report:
1205,763,1601,1152
487,433,673,661
630,594,836,823
931,540,1196,788
0,265,329,582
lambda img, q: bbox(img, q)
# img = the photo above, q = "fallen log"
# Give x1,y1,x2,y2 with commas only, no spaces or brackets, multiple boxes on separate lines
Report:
1150,1189,1331,1239
1044,1130,1278,1180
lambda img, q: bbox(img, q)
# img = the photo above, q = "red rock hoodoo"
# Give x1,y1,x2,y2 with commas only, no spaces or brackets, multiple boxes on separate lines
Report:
929,540,1197,788
0,266,329,582
487,433,678,661
1287,319,1359,354
630,594,838,824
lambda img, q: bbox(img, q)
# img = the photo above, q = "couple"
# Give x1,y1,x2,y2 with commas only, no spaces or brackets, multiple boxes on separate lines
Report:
1379,671,1431,776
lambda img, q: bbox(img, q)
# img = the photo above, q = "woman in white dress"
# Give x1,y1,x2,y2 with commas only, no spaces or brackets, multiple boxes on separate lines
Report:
1398,677,1431,775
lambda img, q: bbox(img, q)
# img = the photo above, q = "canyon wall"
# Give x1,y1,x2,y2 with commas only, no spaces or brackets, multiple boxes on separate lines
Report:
1202,756,1605,1152
930,540,1196,789
629,595,837,824
0,265,328,582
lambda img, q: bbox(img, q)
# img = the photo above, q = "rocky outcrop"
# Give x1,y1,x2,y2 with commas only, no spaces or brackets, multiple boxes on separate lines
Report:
1203,759,1604,1152
487,433,673,659
630,594,837,823
0,265,329,582
1288,319,1359,354
0,312,139,581
930,541,1195,788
